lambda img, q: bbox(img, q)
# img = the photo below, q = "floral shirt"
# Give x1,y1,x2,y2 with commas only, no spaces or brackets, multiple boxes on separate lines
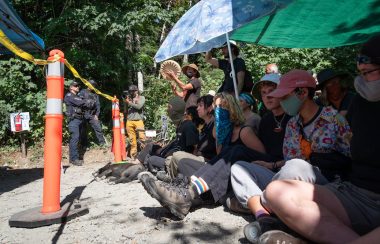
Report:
283,106,352,161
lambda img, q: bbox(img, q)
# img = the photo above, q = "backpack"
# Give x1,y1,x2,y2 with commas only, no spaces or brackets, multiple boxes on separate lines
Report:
242,69,254,93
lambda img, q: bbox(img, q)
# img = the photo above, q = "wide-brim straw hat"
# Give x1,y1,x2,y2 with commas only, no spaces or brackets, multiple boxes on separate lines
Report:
160,60,181,80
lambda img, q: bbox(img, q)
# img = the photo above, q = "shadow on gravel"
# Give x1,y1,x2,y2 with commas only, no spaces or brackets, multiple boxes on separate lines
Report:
52,185,88,244
170,220,239,243
140,206,181,221
0,166,70,195
0,167,44,195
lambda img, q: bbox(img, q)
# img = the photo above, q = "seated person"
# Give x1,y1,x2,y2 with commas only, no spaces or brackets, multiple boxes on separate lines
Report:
141,92,267,219
137,96,199,174
239,92,261,134
163,95,216,180
259,35,380,243
316,68,355,116
231,70,352,243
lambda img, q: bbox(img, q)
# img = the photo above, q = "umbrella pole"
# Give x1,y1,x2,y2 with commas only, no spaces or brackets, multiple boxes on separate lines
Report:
226,33,239,100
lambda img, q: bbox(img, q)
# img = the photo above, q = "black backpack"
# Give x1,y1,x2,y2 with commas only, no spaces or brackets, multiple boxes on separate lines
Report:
242,69,254,93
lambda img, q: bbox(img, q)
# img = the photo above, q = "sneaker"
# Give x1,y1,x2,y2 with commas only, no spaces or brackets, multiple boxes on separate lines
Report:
226,196,251,215
258,230,307,244
141,174,195,219
244,216,289,244
156,171,172,183
70,159,83,166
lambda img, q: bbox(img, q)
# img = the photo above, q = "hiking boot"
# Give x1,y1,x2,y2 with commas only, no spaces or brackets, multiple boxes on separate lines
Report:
70,159,83,166
156,171,172,183
258,230,308,244
244,216,289,244
141,174,195,219
226,196,251,215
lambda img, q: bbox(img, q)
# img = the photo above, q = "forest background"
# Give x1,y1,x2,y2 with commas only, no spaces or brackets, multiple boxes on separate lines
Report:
0,0,359,150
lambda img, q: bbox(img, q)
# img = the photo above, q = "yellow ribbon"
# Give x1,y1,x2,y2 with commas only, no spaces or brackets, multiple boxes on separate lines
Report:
63,59,114,101
0,29,114,101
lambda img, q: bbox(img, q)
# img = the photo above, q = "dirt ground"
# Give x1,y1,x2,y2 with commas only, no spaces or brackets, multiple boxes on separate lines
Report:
0,146,253,244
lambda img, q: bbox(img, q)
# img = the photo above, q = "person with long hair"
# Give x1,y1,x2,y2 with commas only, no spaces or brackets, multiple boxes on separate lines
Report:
141,93,268,219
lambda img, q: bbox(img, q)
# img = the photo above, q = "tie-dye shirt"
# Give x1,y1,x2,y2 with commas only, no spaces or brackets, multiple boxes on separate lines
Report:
283,106,352,161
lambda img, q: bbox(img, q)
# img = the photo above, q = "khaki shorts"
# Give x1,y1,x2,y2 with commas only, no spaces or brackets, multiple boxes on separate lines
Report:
325,181,380,235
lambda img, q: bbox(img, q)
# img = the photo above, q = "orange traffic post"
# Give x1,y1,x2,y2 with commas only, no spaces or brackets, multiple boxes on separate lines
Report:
120,113,127,160
112,98,123,163
9,50,89,228
42,49,65,213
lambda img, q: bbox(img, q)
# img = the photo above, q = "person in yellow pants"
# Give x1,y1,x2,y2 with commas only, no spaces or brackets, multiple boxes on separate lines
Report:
125,85,146,158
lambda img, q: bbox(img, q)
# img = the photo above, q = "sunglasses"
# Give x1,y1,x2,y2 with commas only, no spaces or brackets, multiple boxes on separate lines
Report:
356,55,380,65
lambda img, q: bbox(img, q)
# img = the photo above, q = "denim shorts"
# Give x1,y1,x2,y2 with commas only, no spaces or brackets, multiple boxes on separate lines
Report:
325,181,380,235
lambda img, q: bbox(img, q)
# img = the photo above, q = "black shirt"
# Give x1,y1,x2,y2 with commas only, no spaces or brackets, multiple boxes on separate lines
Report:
258,112,292,161
184,78,201,109
346,94,380,194
177,120,199,153
197,121,216,160
218,57,246,93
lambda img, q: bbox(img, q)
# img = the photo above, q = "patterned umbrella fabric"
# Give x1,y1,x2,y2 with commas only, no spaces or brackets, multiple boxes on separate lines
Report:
154,0,292,62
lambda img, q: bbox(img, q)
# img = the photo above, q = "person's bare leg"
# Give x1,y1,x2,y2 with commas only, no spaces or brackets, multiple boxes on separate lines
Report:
263,180,359,243
247,195,270,218
349,227,380,244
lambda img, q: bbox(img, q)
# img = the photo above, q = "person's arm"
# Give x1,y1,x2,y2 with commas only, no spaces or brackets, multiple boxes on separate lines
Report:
95,95,100,117
237,70,245,94
334,113,352,158
128,96,145,110
240,126,266,154
167,70,193,91
205,51,219,68
170,82,184,98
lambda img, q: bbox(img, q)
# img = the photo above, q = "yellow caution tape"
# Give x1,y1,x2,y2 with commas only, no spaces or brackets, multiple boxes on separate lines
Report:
63,59,114,101
0,29,58,65
0,29,115,101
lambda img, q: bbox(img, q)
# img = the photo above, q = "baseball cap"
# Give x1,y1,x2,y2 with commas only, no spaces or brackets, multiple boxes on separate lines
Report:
128,84,138,91
252,73,281,100
70,81,80,87
222,40,237,48
268,69,316,98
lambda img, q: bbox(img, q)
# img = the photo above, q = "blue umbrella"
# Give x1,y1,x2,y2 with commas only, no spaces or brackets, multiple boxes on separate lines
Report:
155,0,292,98
0,0,45,54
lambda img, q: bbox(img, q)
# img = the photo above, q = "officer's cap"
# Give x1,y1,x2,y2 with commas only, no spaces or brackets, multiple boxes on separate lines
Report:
88,79,98,87
70,81,80,87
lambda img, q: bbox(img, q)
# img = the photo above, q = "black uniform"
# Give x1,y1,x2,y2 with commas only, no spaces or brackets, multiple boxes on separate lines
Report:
78,89,106,148
64,91,94,162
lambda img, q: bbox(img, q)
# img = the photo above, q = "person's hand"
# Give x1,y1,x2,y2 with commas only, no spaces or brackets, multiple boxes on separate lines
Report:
166,70,177,79
125,97,131,104
94,115,98,120
252,160,273,170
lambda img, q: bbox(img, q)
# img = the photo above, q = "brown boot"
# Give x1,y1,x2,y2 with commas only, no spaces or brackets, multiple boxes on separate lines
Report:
141,174,195,219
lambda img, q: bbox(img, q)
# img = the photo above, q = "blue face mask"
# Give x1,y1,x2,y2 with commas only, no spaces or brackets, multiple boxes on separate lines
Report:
186,71,194,78
215,107,232,146
280,94,303,116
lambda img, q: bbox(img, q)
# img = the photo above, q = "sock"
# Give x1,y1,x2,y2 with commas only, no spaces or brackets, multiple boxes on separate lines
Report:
190,175,209,195
255,209,270,219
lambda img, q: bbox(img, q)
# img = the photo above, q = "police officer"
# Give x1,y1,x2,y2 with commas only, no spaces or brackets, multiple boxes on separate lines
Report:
125,85,146,158
64,81,95,166
79,79,106,150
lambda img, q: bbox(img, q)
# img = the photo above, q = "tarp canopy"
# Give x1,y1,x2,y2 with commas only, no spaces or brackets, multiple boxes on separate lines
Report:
231,0,380,48
0,0,45,54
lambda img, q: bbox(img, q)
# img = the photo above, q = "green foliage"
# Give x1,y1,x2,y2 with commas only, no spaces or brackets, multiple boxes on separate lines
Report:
240,44,359,81
0,1,362,147
0,58,45,145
